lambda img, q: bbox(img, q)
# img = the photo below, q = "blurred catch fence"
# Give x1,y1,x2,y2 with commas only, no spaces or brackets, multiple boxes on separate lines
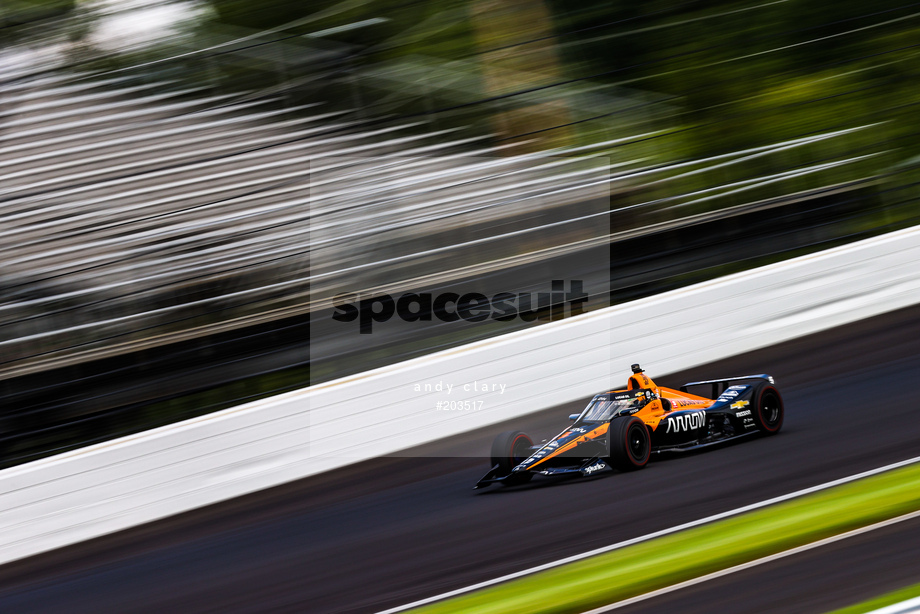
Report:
0,12,919,466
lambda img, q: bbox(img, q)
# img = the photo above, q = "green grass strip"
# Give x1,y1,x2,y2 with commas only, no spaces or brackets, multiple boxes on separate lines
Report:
412,461,920,614
828,581,920,614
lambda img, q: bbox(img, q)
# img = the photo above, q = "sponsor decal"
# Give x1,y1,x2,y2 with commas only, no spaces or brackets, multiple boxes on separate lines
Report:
730,400,750,410
672,399,708,408
571,427,587,434
736,410,752,417
582,462,607,475
665,410,706,433
718,387,747,401
531,441,561,460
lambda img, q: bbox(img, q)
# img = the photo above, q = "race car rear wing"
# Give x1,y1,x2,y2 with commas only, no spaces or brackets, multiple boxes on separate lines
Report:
680,374,775,398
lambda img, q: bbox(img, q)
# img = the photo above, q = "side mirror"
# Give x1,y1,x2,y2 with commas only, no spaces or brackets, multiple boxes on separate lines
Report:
568,413,580,421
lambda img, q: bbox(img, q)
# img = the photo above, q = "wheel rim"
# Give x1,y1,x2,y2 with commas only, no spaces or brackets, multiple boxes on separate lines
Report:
627,423,649,461
511,436,531,464
761,391,782,428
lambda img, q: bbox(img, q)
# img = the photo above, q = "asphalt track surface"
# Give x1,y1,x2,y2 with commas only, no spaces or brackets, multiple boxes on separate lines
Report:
1,304,920,613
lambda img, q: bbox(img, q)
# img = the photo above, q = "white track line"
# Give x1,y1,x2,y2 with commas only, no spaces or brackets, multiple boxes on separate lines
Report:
582,508,920,612
867,595,920,614
377,455,920,614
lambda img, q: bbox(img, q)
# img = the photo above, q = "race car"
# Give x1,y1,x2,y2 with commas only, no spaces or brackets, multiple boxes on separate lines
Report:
475,364,783,488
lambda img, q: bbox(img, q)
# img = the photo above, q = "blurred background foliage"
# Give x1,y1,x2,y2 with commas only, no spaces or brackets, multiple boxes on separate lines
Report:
0,0,75,28
195,0,920,148
0,0,76,44
9,0,915,191
173,0,920,214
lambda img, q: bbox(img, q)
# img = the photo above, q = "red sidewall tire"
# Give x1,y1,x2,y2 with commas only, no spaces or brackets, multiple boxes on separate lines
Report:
490,430,534,484
607,417,650,471
753,384,784,434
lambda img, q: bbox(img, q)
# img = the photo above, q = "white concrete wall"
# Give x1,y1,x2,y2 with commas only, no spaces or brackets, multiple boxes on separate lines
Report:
3,225,920,565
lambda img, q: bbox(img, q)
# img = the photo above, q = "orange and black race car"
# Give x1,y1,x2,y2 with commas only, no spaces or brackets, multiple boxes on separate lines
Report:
475,364,783,488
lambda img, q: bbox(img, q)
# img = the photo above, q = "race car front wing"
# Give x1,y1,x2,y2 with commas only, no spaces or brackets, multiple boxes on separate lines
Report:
474,457,610,489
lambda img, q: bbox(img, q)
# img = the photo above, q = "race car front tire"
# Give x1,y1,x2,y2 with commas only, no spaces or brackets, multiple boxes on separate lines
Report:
607,416,651,471
490,430,534,485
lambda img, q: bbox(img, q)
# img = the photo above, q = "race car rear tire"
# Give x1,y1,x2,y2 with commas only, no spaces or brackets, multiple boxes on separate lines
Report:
491,430,534,485
607,417,650,471
751,382,784,434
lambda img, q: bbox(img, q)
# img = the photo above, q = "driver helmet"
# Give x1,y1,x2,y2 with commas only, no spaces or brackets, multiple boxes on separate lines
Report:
632,389,651,408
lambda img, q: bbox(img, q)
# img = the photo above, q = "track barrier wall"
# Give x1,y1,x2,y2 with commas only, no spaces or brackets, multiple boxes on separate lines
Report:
2,225,920,565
